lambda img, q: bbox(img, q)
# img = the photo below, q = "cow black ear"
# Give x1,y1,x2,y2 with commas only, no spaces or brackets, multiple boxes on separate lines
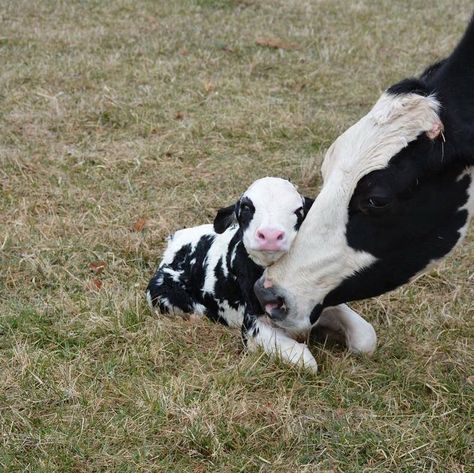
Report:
213,204,236,233
302,196,314,215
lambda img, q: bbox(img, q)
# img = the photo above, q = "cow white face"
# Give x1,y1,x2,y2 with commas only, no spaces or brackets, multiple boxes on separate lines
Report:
254,82,474,335
213,177,313,267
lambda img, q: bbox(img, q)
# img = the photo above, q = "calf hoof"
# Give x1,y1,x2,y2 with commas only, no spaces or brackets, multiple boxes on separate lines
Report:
346,322,377,355
279,343,319,374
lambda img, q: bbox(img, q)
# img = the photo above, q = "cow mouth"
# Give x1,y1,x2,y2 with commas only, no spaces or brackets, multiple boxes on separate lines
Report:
264,298,287,320
254,278,289,320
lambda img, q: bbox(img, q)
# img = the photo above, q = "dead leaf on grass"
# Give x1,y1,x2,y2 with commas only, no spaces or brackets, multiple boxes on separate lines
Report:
87,279,103,291
203,81,215,93
131,217,146,232
175,111,184,120
255,37,298,50
89,260,107,273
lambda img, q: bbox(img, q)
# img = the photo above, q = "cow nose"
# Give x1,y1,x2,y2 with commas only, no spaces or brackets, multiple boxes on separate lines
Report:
254,278,288,321
256,228,285,250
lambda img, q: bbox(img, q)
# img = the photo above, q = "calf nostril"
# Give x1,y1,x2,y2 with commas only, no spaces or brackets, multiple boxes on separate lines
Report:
276,232,284,241
256,231,266,241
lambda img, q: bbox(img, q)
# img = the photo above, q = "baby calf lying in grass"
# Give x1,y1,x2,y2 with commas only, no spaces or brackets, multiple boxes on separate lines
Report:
147,177,312,327
147,177,376,372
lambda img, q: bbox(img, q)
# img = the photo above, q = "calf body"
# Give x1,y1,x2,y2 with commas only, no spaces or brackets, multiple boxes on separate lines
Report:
147,177,377,372
146,223,262,327
147,177,311,328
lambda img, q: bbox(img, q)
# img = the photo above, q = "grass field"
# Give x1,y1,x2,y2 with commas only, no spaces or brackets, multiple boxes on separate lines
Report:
1,0,473,471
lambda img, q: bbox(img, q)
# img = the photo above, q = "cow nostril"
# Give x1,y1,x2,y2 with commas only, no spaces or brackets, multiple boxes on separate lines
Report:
256,231,266,241
277,232,284,241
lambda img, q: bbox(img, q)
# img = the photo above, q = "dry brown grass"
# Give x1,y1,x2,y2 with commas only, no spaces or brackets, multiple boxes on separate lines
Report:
1,0,473,471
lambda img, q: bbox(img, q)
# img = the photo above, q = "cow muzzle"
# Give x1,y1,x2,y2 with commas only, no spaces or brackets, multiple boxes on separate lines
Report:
254,277,289,321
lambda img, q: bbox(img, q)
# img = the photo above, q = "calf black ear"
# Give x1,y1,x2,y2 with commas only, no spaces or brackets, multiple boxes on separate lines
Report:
213,204,236,233
303,196,314,215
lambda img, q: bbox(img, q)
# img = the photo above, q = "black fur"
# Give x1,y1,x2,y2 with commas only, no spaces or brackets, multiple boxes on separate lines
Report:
213,204,237,234
295,197,314,230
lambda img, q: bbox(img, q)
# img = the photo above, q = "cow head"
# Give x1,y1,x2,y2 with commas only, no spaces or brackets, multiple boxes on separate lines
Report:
254,19,474,337
213,177,313,267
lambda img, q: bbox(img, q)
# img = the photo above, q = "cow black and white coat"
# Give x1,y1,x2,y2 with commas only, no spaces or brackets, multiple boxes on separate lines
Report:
254,14,474,370
147,177,377,372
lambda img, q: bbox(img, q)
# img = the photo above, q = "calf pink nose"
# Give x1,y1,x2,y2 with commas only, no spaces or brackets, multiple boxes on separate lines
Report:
256,229,285,249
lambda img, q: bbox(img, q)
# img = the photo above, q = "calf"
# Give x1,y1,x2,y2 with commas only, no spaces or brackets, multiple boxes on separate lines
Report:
146,177,313,328
147,177,377,372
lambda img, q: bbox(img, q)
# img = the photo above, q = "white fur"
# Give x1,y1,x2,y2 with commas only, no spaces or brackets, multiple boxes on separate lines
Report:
246,317,319,373
315,305,377,355
457,167,474,241
161,224,215,266
242,177,306,267
247,303,377,372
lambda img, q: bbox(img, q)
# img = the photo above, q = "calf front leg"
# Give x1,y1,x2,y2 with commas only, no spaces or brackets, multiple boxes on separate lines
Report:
315,304,377,355
242,313,318,373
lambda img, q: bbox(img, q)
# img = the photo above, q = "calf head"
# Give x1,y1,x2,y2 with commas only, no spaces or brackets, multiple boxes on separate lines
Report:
254,17,474,335
213,177,313,267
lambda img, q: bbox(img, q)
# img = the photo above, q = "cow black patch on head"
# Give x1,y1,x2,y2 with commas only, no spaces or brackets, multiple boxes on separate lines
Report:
213,197,257,235
320,115,472,309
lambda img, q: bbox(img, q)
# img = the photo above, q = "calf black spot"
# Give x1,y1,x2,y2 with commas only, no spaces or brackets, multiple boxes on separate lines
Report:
236,197,255,233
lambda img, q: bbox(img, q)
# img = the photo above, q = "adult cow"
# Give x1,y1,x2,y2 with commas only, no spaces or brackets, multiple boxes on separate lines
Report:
251,14,474,366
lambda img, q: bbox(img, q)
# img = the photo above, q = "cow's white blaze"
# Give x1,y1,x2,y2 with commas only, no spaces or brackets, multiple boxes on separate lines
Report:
263,92,444,330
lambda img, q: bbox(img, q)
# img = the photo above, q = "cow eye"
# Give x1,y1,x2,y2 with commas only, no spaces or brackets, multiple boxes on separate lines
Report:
360,195,392,215
240,203,253,212
367,197,390,208
294,206,303,215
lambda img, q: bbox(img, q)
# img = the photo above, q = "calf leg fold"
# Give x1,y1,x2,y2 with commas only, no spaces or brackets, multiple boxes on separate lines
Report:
315,304,377,355
243,313,318,373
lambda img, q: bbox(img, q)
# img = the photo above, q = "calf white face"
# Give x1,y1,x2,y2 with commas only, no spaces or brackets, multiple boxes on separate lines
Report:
213,177,313,267
254,84,474,334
